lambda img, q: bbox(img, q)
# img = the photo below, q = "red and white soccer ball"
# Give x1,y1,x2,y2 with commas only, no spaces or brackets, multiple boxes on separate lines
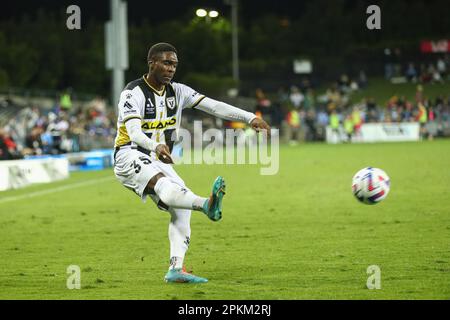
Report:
352,167,390,205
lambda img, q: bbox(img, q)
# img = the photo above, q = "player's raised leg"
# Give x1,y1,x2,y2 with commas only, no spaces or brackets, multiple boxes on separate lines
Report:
150,174,226,222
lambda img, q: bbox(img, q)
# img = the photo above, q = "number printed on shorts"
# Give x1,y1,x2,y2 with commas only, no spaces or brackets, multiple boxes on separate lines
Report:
131,160,141,173
131,157,151,173
139,156,151,165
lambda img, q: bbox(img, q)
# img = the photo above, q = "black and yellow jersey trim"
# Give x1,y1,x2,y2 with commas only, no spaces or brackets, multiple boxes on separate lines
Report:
191,96,206,109
114,124,131,147
142,75,166,96
123,115,142,123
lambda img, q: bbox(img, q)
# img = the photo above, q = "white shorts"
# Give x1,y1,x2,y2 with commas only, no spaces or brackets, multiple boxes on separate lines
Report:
113,147,187,210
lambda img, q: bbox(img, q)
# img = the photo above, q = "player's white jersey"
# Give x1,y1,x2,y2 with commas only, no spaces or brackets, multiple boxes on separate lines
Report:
114,75,205,152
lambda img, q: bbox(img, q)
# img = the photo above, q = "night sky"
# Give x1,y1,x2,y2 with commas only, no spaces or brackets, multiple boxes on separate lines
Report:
0,0,308,24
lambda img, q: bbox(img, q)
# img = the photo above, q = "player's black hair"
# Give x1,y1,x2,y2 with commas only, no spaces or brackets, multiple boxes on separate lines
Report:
147,43,177,62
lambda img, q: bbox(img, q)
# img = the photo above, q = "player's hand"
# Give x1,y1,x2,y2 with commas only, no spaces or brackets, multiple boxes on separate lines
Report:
250,117,271,137
155,144,174,164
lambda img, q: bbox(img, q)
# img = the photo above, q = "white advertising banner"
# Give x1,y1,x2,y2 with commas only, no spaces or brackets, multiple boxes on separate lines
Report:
326,122,420,143
0,158,69,191
359,122,420,142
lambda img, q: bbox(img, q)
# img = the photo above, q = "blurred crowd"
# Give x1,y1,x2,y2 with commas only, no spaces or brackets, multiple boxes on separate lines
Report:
254,75,450,144
2,66,450,161
0,93,116,160
385,50,448,85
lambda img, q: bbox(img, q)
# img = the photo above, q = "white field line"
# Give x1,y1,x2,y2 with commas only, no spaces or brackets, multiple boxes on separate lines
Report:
0,176,115,205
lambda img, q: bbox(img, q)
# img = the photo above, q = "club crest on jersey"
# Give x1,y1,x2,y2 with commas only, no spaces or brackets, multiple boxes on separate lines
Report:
166,97,176,110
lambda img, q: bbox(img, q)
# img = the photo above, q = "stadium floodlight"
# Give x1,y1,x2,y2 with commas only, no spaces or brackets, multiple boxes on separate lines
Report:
196,9,207,17
208,10,219,18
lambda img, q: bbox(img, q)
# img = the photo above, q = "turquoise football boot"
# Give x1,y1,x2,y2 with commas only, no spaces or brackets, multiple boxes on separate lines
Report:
164,267,208,283
202,176,226,221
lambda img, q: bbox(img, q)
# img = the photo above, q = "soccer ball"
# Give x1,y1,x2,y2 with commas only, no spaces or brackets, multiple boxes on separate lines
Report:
352,167,390,205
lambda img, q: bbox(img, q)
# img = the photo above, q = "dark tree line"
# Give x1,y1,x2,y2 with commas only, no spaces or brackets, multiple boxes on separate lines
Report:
0,0,448,99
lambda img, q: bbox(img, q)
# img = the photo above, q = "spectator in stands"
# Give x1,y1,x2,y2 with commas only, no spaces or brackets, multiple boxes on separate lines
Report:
60,88,73,112
365,97,378,123
304,109,318,141
365,97,376,111
271,87,289,128
387,94,398,110
344,114,354,143
316,108,329,140
55,115,72,153
406,63,418,83
329,110,340,142
351,106,363,137
358,70,368,89
289,86,304,109
303,88,315,110
286,109,301,145
40,126,55,155
326,83,342,109
416,102,428,139
426,104,438,140
0,129,10,160
436,57,447,80
401,100,414,122
432,68,444,84
24,126,44,155
338,74,351,94
89,96,107,114
0,128,21,160
255,88,272,123
350,79,359,92
391,105,400,122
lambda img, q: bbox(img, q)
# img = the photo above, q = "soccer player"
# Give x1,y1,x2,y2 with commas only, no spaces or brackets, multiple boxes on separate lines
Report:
113,43,270,283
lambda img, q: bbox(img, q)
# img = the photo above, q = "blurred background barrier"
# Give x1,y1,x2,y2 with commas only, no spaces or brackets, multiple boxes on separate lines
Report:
326,122,420,144
25,149,114,172
0,157,69,191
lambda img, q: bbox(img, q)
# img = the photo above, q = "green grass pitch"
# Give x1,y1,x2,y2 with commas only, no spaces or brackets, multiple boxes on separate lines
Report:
0,140,449,299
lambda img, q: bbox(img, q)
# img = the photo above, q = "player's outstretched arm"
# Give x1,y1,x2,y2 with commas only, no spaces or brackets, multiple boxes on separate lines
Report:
195,97,271,135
